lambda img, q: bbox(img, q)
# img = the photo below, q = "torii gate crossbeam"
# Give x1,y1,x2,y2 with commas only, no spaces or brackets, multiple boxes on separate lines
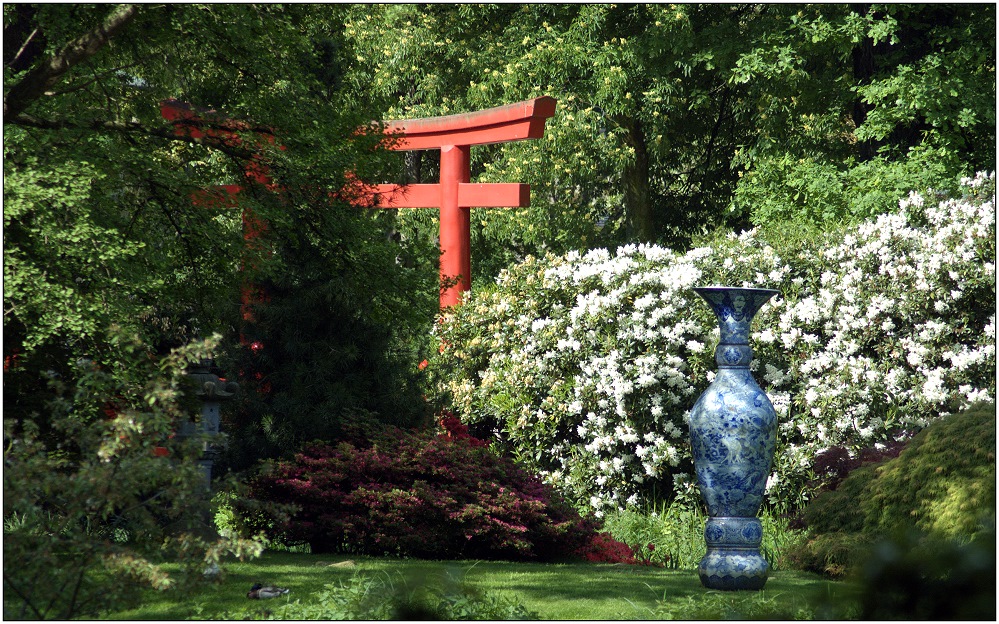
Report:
359,97,557,309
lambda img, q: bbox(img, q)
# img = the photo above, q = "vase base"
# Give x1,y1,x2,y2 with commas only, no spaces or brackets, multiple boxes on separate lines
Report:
698,549,769,591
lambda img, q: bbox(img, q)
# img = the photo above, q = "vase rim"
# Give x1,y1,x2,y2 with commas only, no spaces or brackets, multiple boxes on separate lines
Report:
692,286,780,295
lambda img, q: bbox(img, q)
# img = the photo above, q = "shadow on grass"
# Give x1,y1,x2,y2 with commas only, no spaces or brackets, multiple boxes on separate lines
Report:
106,552,858,620
455,563,856,619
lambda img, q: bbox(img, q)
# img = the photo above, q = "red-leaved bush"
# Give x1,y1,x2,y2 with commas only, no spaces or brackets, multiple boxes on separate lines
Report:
574,532,638,564
235,422,620,561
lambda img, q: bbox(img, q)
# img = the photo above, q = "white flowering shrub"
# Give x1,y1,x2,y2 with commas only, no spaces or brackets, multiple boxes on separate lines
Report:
425,173,996,515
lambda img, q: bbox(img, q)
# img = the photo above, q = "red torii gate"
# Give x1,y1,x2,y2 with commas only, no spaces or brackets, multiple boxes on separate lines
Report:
162,96,557,310
357,96,557,308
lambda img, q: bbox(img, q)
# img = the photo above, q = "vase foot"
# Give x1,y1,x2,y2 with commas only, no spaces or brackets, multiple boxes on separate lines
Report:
698,548,770,590
698,517,769,590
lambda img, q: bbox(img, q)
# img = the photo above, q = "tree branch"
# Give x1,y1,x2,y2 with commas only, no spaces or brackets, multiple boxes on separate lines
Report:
43,62,140,97
8,113,258,161
8,27,40,70
4,4,139,119
2,570,43,620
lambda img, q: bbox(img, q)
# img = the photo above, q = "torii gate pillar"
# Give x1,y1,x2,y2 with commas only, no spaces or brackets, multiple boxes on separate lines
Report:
358,97,557,308
440,144,472,306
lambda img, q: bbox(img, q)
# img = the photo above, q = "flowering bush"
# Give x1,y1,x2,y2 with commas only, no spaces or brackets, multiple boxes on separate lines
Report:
426,173,996,514
235,423,603,561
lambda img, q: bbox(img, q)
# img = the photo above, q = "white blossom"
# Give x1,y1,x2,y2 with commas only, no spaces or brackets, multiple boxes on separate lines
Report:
432,174,996,513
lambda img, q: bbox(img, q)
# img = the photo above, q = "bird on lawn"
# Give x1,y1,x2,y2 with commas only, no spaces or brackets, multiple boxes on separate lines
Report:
247,583,290,599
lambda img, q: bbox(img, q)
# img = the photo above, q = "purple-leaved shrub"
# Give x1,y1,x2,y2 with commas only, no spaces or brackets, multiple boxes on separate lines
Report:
237,420,627,562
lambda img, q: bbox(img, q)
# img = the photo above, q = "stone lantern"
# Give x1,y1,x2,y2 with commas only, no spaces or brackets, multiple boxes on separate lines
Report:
182,359,238,490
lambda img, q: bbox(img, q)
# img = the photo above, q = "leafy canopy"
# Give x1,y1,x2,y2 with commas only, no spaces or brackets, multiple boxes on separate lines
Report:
4,4,435,616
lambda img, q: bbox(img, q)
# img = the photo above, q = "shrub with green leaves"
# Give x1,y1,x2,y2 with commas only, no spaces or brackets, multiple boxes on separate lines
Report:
783,402,995,577
601,503,805,571
2,334,264,620
425,173,995,514
799,402,996,538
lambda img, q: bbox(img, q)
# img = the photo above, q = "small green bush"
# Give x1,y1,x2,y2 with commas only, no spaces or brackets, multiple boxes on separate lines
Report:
780,532,875,578
796,464,874,535
603,503,806,571
785,403,996,578
601,504,706,569
862,403,996,538
800,402,996,539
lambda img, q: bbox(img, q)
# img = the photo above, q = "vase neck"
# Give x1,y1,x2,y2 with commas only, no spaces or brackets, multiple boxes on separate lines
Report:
693,287,778,345
715,344,754,368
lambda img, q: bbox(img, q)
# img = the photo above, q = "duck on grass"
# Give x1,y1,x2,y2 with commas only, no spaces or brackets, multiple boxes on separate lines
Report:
247,584,290,599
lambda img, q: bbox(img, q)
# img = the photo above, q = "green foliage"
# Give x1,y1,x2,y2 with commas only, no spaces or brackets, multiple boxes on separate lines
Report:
855,528,995,620
866,404,996,537
4,3,437,474
786,403,996,578
801,403,996,539
2,334,265,620
788,526,997,618
218,201,436,470
796,465,874,536
733,4,995,229
781,532,875,579
601,503,805,572
732,149,961,227
600,505,707,570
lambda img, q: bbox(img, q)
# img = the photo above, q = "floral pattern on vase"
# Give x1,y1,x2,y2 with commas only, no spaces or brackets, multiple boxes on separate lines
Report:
689,286,778,591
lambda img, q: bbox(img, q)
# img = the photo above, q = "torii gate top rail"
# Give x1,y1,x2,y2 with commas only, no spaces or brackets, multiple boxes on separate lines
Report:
382,96,557,149
365,96,557,308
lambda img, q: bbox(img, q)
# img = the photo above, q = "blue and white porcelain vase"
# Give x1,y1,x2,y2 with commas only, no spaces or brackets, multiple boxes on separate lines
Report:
689,286,779,591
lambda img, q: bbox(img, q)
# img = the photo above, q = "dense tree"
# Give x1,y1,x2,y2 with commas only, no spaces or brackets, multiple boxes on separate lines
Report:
342,3,994,284
4,4,434,614
730,3,996,226
4,4,434,460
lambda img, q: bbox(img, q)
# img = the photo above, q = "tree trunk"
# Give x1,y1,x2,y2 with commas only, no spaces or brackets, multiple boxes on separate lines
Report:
851,3,876,161
618,116,655,243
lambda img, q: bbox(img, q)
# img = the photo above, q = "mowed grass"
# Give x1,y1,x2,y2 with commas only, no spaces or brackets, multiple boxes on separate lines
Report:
104,551,860,620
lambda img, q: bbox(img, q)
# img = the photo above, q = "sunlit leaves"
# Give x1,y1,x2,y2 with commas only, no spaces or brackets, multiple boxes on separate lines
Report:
732,4,995,227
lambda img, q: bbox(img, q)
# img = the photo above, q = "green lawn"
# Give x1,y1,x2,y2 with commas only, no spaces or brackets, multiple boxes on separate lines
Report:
104,551,860,620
